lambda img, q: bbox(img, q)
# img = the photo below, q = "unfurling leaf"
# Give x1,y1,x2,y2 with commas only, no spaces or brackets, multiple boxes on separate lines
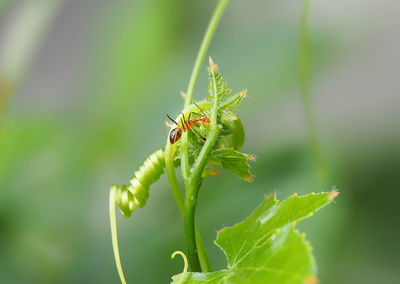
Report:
219,89,247,112
208,148,254,182
208,57,230,102
171,191,338,284
218,119,245,151
207,58,246,123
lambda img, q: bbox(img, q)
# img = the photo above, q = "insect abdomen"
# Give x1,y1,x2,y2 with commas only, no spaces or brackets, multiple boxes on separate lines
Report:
169,128,182,144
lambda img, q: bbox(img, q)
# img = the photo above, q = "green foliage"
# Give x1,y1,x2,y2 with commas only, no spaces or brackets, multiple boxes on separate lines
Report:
107,0,339,281
109,56,338,284
172,60,252,183
204,62,252,181
216,119,245,151
172,191,338,283
218,92,246,122
207,61,246,123
208,149,253,181
0,0,349,283
208,63,229,103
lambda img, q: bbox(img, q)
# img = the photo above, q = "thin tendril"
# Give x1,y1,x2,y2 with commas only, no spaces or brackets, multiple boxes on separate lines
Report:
171,251,189,284
183,0,229,108
299,0,329,183
109,187,127,284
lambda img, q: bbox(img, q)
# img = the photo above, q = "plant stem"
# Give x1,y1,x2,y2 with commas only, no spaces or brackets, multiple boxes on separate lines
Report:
299,0,329,183
181,0,228,198
183,60,220,271
183,0,229,109
194,228,209,272
167,0,229,272
164,141,211,272
183,128,220,271
165,143,185,213
183,189,201,271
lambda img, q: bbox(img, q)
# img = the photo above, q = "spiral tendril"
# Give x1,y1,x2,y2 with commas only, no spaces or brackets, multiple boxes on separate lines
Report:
109,148,165,283
171,251,188,284
112,148,165,218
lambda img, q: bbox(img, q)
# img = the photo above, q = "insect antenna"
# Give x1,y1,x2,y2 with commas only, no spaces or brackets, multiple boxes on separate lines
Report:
165,114,180,127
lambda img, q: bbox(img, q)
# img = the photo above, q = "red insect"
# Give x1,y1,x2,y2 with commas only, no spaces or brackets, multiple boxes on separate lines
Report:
165,102,210,144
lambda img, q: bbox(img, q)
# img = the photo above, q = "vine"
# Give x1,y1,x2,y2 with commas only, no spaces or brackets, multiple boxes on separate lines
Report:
108,0,338,283
299,0,329,182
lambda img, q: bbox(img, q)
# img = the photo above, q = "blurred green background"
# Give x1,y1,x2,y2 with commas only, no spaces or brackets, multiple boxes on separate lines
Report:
1,0,399,283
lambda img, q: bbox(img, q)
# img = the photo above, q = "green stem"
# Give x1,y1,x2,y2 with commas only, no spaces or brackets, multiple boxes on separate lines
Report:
164,101,211,213
181,0,228,202
299,0,329,183
189,82,219,184
165,138,211,272
183,62,220,271
166,0,229,272
109,187,127,284
183,0,229,109
165,143,185,213
194,228,209,272
184,191,201,271
181,133,190,185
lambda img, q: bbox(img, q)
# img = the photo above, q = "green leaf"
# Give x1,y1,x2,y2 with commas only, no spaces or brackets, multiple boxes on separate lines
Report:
201,168,220,178
218,90,247,124
171,191,338,284
209,149,254,182
208,61,230,102
219,92,245,110
207,58,246,121
216,119,245,151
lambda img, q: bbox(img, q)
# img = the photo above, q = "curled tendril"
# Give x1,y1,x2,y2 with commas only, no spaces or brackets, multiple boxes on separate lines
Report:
108,103,245,282
171,251,188,284
112,148,165,218
109,148,165,283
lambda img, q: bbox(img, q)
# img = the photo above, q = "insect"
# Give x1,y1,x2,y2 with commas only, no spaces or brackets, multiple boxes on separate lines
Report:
165,102,210,144
110,148,165,218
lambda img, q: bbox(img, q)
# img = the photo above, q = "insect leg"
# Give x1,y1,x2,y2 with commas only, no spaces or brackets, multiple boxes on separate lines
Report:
193,101,209,117
179,112,189,130
187,123,205,142
187,112,193,125
180,112,205,142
